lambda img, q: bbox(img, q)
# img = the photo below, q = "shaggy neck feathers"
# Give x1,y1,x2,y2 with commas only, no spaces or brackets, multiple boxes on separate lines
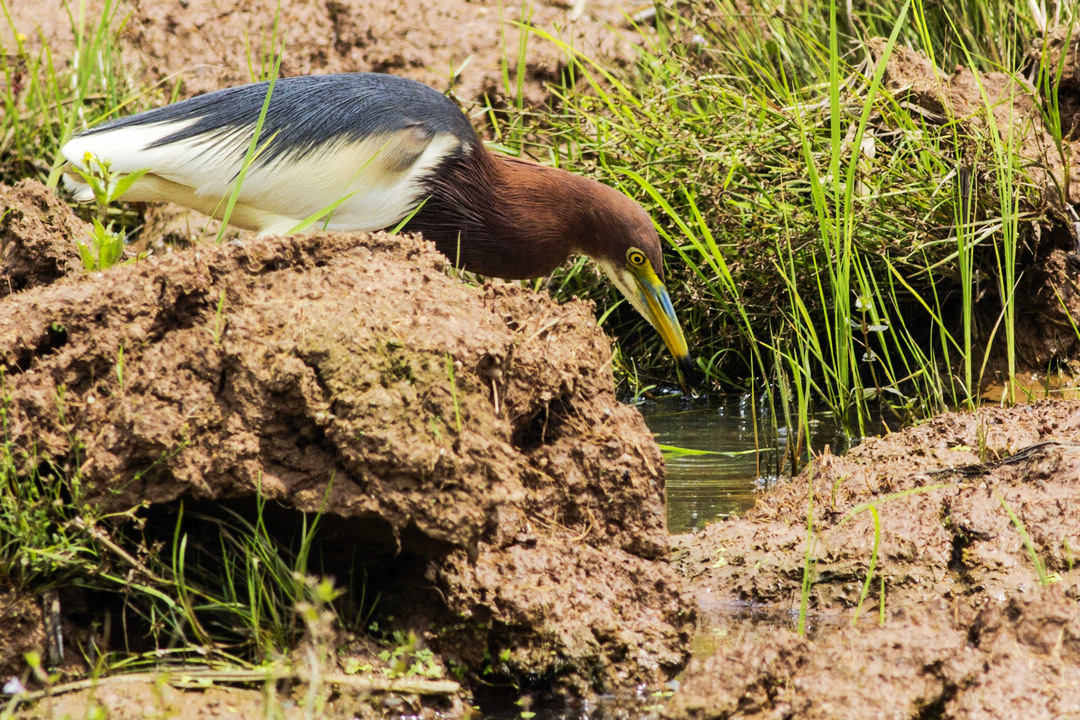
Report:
408,151,622,279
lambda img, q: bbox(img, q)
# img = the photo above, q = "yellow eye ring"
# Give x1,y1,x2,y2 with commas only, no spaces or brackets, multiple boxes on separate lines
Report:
627,249,647,267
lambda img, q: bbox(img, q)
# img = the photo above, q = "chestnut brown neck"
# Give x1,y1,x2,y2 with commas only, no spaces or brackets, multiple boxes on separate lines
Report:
407,150,613,279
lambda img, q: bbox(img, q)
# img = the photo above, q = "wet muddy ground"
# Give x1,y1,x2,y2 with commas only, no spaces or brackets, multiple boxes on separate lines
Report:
669,400,1080,719
4,1,1080,719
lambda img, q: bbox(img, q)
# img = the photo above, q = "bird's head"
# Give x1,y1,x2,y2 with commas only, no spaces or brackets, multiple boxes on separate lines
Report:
482,155,695,385
578,189,695,385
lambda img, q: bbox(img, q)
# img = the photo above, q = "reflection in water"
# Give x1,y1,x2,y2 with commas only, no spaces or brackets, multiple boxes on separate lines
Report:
637,394,856,534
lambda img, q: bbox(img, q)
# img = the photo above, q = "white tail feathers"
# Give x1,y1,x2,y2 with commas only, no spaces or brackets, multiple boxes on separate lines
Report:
61,173,95,203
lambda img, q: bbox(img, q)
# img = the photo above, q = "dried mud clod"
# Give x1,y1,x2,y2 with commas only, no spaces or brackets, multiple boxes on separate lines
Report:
0,180,86,297
666,584,1080,720
0,186,693,693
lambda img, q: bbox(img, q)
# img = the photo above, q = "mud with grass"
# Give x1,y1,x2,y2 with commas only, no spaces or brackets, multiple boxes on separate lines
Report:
5,1,1080,719
668,401,1080,719
0,173,691,667
6,182,1080,720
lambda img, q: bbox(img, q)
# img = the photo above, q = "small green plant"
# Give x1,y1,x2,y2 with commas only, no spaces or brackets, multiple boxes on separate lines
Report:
997,490,1053,586
878,576,887,626
851,505,881,624
66,153,148,271
211,290,228,347
797,464,817,636
377,630,443,680
658,444,763,458
115,344,125,391
794,481,952,631
445,353,463,432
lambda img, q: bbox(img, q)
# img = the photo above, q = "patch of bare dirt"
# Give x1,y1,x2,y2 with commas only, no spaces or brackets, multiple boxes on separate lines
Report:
0,181,692,699
24,682,313,720
1012,248,1080,369
0,592,46,681
668,585,1080,720
18,678,460,720
0,181,86,297
666,400,1080,718
8,0,642,106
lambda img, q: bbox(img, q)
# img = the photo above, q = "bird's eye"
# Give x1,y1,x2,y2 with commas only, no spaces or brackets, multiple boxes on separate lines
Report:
627,249,647,267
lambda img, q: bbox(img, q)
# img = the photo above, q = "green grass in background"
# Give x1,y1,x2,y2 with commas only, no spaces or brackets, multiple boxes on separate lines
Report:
0,0,145,187
492,0,1077,441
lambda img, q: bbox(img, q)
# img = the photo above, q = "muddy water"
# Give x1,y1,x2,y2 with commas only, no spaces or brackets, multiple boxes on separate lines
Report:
638,395,856,533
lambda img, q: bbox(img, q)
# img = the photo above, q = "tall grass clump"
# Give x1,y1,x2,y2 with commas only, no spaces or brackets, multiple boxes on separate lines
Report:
0,0,147,187
501,0,1076,439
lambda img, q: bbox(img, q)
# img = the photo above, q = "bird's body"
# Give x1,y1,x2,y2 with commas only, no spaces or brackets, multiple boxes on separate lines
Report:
63,74,480,241
62,73,693,378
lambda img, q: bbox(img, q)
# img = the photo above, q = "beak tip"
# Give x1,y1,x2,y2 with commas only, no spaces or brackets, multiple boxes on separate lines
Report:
677,355,701,389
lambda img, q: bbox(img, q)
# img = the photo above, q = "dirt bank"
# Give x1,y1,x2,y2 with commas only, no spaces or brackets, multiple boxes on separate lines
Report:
7,0,641,107
0,180,691,710
666,399,1080,719
0,181,85,295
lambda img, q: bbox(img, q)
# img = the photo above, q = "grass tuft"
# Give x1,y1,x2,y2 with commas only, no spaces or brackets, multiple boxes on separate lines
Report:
490,0,1077,438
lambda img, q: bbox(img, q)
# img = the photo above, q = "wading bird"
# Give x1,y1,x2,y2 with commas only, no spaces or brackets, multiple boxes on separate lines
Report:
61,73,694,380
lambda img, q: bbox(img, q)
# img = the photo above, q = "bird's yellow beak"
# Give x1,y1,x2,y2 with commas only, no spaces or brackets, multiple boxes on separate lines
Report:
627,263,695,382
598,257,695,384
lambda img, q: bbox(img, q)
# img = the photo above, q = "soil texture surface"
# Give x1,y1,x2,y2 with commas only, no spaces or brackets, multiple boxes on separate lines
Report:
6,2,1080,719
8,0,641,107
666,400,1080,719
0,180,691,711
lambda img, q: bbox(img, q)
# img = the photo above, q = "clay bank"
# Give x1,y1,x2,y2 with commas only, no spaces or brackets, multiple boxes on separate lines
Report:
4,183,1080,719
0,180,691,714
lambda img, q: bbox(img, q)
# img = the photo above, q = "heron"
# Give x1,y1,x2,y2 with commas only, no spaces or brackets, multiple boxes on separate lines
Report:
61,73,694,381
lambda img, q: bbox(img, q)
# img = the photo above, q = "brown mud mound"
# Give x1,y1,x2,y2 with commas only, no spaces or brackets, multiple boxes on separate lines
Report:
0,180,85,296
674,400,1080,615
667,400,1080,718
8,0,641,106
0,182,691,693
667,585,1080,720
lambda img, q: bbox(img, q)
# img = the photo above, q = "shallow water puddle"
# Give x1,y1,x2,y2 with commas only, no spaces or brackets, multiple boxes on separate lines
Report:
979,370,1080,402
637,394,855,533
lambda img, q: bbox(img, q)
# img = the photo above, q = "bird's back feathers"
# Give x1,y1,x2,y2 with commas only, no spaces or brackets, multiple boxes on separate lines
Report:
61,73,482,235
